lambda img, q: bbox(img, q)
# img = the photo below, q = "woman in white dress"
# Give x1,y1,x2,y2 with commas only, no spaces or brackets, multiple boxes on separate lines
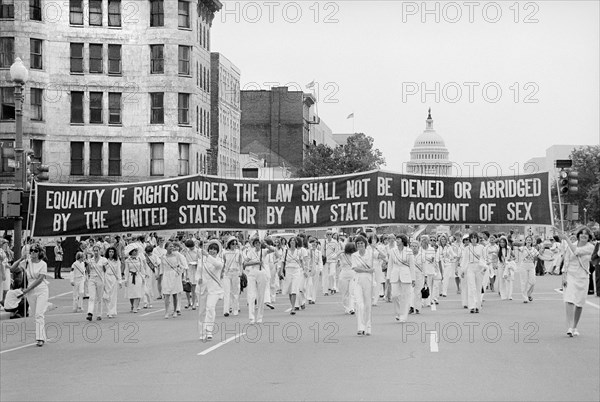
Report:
159,241,185,318
387,234,415,323
222,236,243,317
305,237,323,305
438,234,456,297
337,242,356,315
103,247,121,318
124,248,147,313
352,235,374,336
11,245,50,347
71,252,86,313
410,240,424,314
369,235,387,306
196,240,225,341
559,228,595,337
418,235,436,307
278,236,307,316
86,245,107,321
142,245,159,309
460,232,486,313
181,239,200,310
497,236,515,300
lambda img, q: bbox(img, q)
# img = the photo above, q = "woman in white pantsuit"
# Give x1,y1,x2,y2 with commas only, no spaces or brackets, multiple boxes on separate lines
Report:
514,236,538,303
410,240,424,314
305,237,323,304
245,238,278,323
196,240,225,341
437,235,456,297
86,246,107,321
387,234,415,323
337,242,356,314
222,236,242,317
460,232,486,313
497,236,515,300
103,247,121,318
352,236,374,336
559,228,595,337
71,252,86,312
418,236,436,307
12,245,50,347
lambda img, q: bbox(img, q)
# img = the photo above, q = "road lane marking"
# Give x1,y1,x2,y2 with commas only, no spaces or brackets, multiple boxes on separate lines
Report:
0,343,36,355
198,333,245,356
554,288,599,309
427,331,439,352
48,291,72,300
140,308,165,317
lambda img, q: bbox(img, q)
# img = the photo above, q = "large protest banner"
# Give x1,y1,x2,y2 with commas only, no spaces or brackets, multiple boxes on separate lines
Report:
32,170,553,236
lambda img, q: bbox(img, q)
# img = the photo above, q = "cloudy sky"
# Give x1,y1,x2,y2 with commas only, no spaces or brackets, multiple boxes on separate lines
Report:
212,1,599,176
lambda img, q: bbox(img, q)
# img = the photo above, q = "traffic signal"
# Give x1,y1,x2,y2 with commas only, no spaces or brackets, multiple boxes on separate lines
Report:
559,169,578,195
31,161,49,181
566,204,579,221
1,189,22,217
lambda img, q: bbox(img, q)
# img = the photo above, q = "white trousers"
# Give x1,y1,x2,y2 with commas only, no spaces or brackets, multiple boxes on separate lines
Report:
28,285,48,342
466,266,483,310
223,275,240,315
392,282,412,320
322,261,337,293
338,269,356,313
441,262,456,296
198,288,221,339
104,274,119,316
518,266,536,301
411,271,424,310
87,276,104,316
354,273,373,333
72,277,85,311
305,274,317,301
423,275,434,306
498,264,513,300
246,268,267,322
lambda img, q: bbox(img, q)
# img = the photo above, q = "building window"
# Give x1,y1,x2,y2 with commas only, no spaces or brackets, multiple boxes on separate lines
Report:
178,1,190,28
150,92,164,124
89,92,103,124
108,142,121,176
89,0,102,25
70,43,84,73
30,0,42,20
30,39,42,69
108,92,121,124
108,0,121,26
178,93,189,125
89,44,103,73
150,143,164,176
70,91,84,123
30,88,43,121
150,45,163,74
179,143,189,176
70,0,83,25
0,87,14,120
89,142,102,176
0,37,14,68
178,45,190,75
150,0,163,27
0,0,14,18
70,142,84,175
108,44,121,74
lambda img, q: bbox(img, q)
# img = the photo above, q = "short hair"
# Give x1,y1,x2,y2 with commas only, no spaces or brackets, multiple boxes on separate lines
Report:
482,231,490,238
145,245,154,254
344,242,357,254
76,251,84,260
184,239,195,248
207,243,220,252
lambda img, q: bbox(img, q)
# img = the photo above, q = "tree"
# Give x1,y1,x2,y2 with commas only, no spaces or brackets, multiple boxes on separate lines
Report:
297,133,386,177
567,145,600,224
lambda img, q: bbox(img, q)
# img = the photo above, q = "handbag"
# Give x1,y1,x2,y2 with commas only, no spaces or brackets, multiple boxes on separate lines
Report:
421,284,430,299
182,281,192,293
240,272,248,291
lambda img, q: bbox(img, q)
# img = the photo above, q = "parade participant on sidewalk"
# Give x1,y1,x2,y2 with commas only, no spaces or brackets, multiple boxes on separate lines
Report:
278,236,305,317
410,240,424,314
86,246,107,321
418,235,436,307
514,235,539,303
305,237,323,304
461,232,486,313
497,236,515,300
245,237,278,323
12,244,50,347
352,235,374,336
387,234,415,323
181,240,200,310
196,240,225,341
103,247,121,318
54,240,64,279
222,236,242,317
71,252,86,312
323,231,342,296
159,241,185,319
124,247,147,313
560,228,595,337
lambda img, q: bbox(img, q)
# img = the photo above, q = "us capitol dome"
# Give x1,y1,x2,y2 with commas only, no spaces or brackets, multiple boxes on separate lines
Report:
406,109,452,176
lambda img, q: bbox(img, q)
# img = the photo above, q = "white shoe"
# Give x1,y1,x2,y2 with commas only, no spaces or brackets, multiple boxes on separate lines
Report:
249,320,255,325
573,329,580,336
567,328,573,337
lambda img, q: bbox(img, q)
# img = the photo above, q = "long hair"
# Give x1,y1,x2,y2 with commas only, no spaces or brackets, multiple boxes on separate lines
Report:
105,246,119,261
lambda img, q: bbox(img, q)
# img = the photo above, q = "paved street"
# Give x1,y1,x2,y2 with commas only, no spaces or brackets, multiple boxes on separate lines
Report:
1,276,599,401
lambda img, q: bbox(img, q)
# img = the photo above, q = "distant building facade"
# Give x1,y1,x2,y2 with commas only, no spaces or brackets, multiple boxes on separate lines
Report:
526,145,585,177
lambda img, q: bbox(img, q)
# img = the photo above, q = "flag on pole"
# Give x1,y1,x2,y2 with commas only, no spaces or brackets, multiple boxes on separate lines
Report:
305,80,315,89
347,113,354,119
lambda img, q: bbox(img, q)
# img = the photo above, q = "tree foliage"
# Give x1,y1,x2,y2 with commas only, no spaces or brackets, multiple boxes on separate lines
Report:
566,145,600,224
297,133,386,177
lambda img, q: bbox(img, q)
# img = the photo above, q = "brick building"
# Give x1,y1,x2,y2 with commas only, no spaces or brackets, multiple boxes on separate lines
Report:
240,86,320,174
0,0,221,184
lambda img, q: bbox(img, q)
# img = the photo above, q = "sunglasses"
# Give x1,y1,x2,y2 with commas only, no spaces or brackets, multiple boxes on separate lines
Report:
30,249,40,253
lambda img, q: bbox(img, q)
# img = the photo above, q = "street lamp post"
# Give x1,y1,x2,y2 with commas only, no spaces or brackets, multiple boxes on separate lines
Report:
10,57,29,260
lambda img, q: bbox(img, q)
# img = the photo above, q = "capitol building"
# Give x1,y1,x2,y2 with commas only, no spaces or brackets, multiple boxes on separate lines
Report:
406,109,452,176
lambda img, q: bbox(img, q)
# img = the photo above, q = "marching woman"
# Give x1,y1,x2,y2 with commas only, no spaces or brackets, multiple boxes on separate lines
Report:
222,236,243,317
305,237,323,304
352,235,374,336
245,238,278,323
196,240,225,341
11,245,50,346
514,235,539,303
142,245,159,309
71,252,86,312
387,234,415,323
278,236,306,316
418,235,437,307
369,235,388,306
54,240,64,279
338,242,357,315
123,247,147,313
159,241,185,318
410,240,424,314
485,236,499,293
559,228,595,337
182,240,200,310
86,245,107,321
437,234,456,298
497,236,515,300
323,231,342,296
103,247,121,318
461,232,486,313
